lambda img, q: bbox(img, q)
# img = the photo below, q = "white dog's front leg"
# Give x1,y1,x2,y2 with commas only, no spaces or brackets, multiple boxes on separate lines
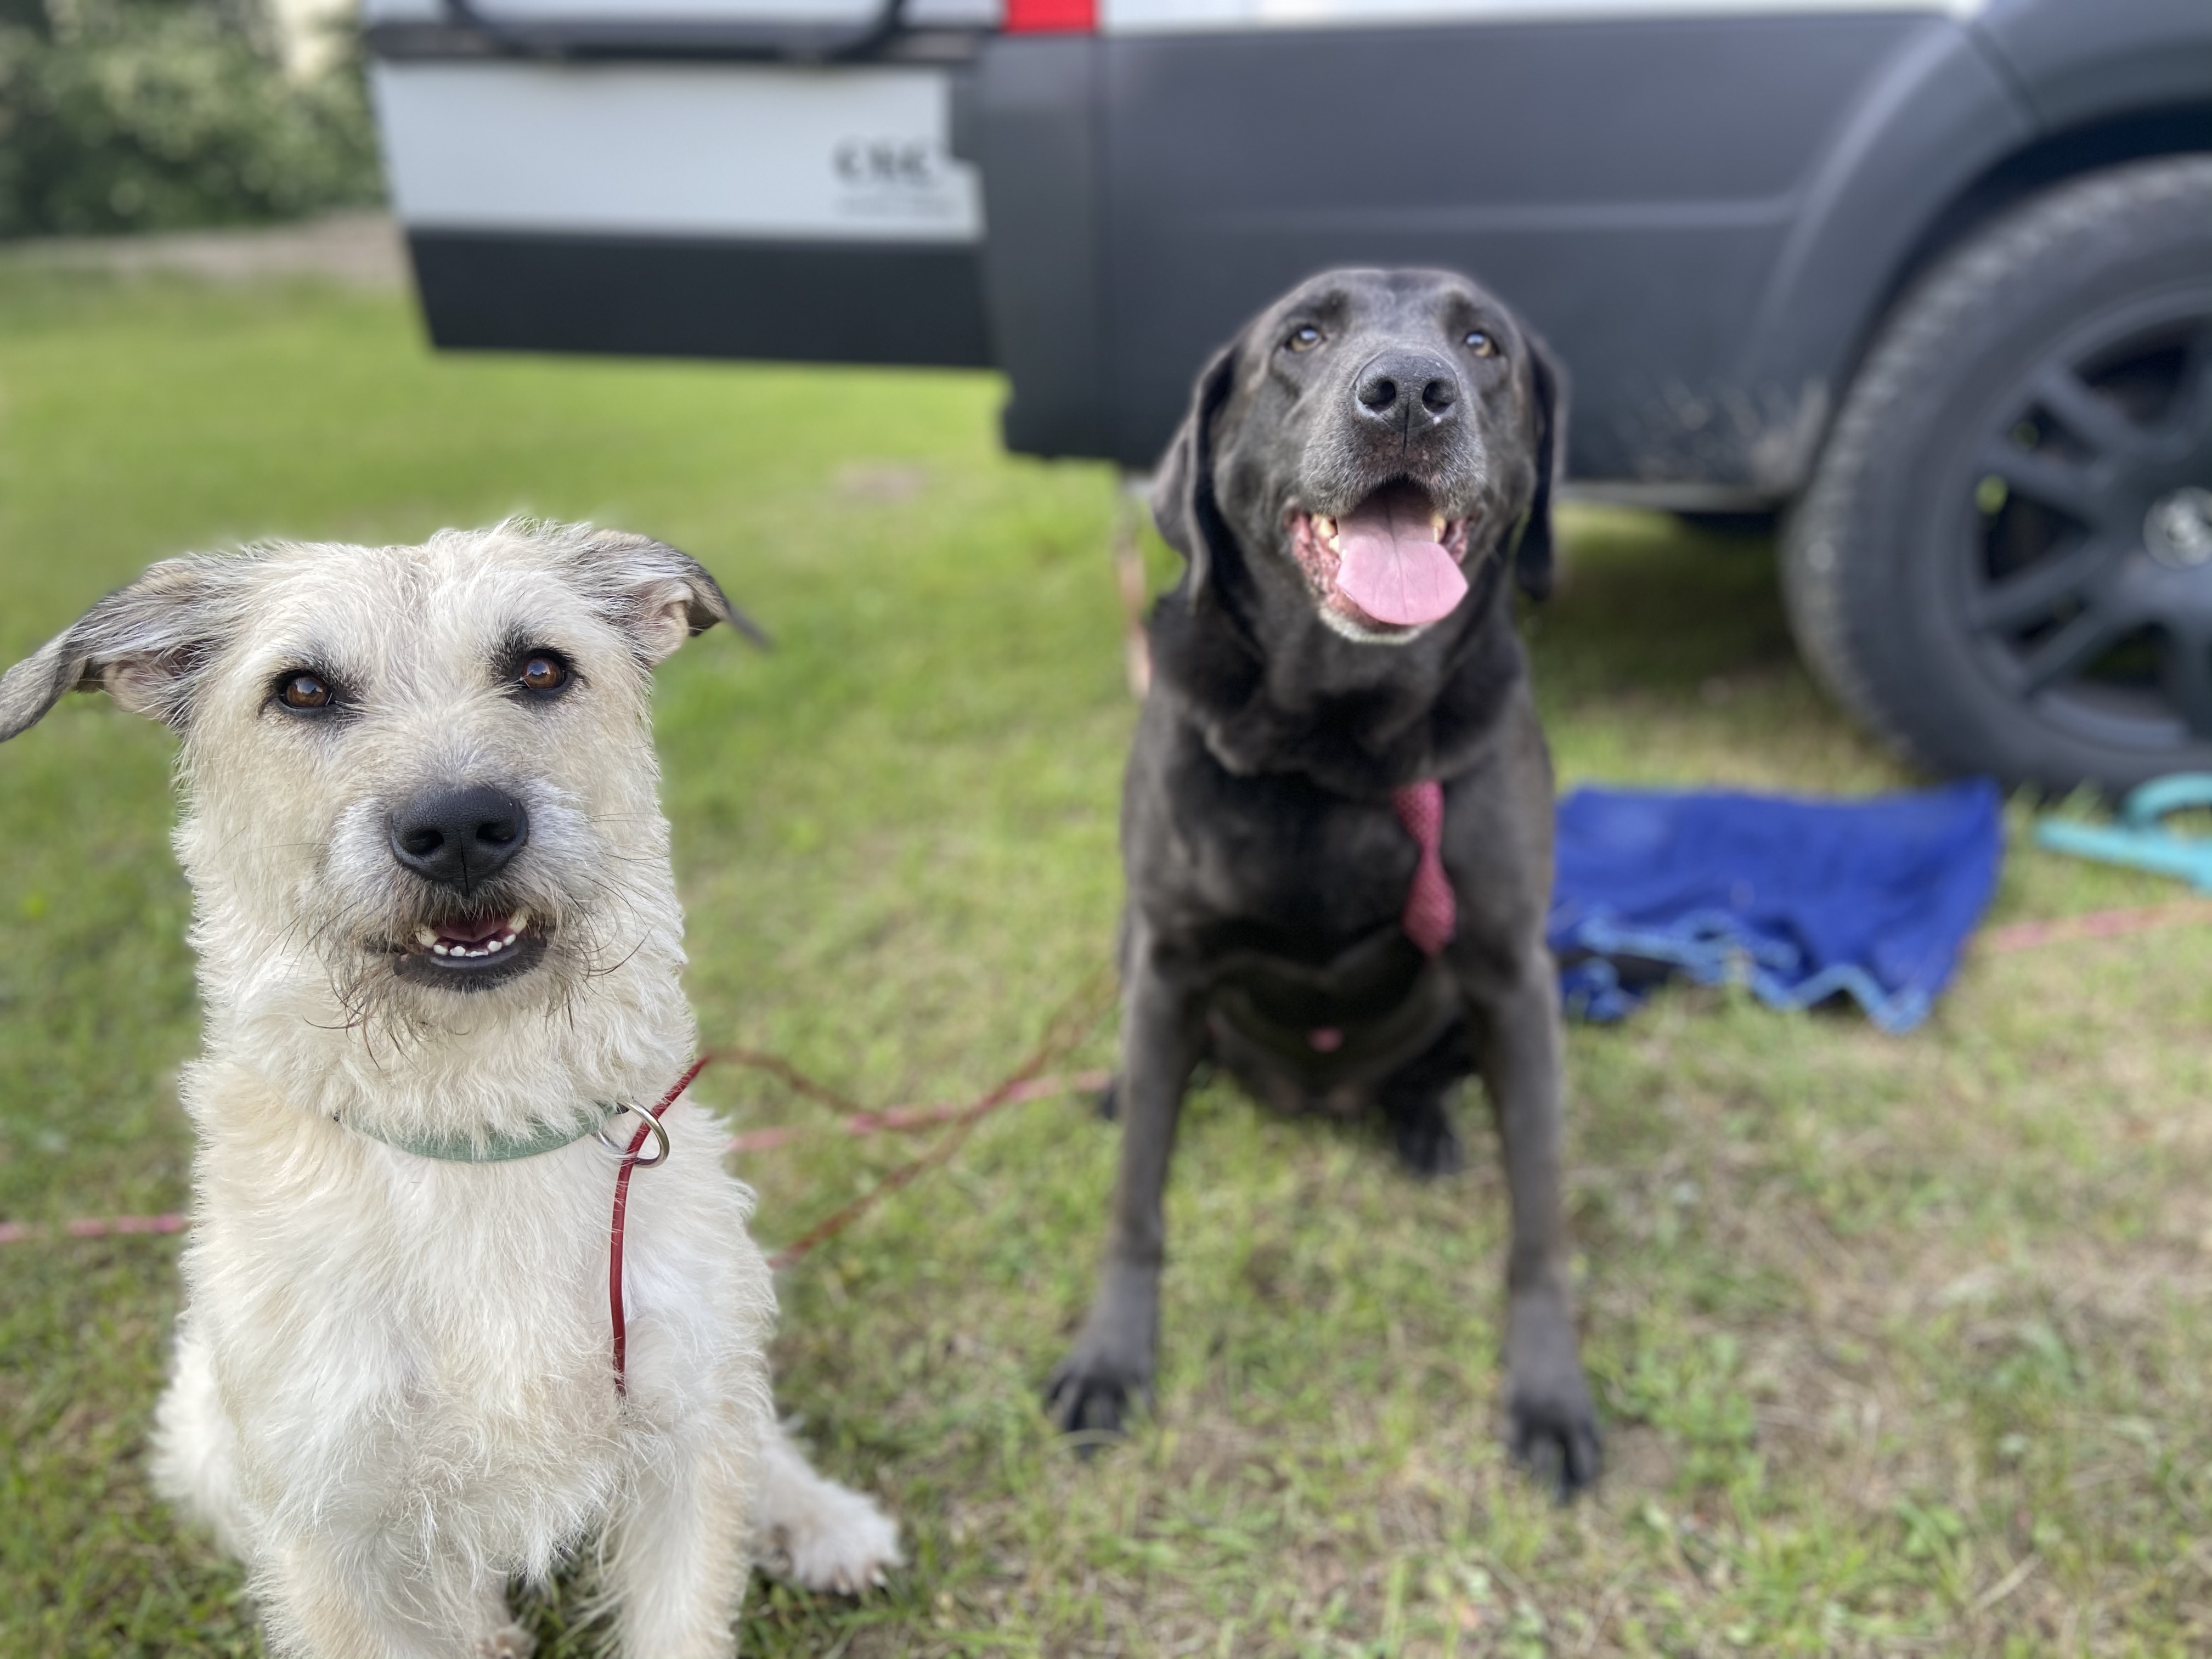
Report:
149,1318,253,1561
752,1419,902,1595
602,1423,754,1659
258,1533,476,1659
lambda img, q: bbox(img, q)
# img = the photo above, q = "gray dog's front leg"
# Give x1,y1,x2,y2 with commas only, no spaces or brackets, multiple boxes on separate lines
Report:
1047,938,1204,1441
1477,957,1602,1498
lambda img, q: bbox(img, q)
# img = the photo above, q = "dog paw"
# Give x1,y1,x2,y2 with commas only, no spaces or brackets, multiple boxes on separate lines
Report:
1506,1381,1602,1502
472,1625,534,1659
1390,1103,1466,1179
1044,1357,1145,1447
1504,1291,1600,1500
759,1479,902,1596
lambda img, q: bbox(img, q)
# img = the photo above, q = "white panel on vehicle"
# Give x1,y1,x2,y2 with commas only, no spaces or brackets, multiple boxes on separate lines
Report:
442,0,883,14
1102,0,1981,31
373,62,981,241
360,0,998,22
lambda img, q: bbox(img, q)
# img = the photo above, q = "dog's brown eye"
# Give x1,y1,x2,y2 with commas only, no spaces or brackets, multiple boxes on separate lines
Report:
1285,325,1323,353
278,673,331,710
517,654,568,695
1464,330,1497,358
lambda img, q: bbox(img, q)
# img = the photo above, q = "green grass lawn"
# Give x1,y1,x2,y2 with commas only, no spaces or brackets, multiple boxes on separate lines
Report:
4,268,2211,1658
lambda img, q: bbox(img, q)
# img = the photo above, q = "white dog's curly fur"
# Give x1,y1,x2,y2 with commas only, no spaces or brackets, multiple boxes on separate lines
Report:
0,520,901,1657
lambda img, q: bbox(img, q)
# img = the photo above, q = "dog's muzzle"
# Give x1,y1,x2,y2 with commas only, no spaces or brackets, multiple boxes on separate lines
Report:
393,906,550,990
1290,480,1475,634
385,783,552,990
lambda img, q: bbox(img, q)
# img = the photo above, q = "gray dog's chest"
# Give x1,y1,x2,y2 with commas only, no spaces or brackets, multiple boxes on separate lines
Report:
1189,811,1457,1081
1138,737,1449,1046
1161,751,1422,949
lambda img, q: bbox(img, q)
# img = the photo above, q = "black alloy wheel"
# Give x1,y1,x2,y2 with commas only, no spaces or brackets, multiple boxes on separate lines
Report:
1786,155,2212,794
1963,296,2212,752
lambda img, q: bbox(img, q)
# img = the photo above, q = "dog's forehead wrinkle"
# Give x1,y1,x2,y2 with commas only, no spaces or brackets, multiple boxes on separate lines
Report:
1269,280,1352,326
421,565,600,654
1283,269,1462,327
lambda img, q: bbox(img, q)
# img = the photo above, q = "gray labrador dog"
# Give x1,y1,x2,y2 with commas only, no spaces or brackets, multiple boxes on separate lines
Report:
1046,267,1600,1494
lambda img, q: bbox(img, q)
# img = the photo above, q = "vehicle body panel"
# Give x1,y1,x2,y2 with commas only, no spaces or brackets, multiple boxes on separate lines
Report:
367,0,995,365
365,0,2212,493
1018,15,1980,487
1978,0,2212,132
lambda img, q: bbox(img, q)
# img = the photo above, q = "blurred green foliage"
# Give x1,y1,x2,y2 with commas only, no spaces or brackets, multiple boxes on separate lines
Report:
0,0,381,238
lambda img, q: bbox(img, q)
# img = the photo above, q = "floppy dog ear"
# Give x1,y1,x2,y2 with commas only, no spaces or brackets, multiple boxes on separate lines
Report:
566,527,769,664
1513,337,1566,603
1149,344,1240,606
0,555,251,742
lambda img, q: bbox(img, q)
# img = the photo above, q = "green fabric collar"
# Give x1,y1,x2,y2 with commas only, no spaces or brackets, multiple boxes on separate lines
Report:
340,1102,625,1163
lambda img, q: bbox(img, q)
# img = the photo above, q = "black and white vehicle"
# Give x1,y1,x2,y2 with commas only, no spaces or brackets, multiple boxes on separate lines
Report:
364,0,2212,792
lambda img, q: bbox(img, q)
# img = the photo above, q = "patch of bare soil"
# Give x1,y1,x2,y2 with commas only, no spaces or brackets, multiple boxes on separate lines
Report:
0,210,405,289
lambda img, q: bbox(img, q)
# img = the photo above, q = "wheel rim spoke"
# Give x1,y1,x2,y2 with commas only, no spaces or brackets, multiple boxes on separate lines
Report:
2030,365,2145,460
2015,604,2131,696
1968,535,2124,633
1980,442,2103,520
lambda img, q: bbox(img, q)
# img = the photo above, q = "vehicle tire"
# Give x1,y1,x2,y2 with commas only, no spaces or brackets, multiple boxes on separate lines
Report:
1783,154,2212,794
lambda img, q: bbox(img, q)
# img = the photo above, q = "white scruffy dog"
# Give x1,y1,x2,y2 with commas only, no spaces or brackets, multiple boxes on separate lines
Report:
0,520,900,1657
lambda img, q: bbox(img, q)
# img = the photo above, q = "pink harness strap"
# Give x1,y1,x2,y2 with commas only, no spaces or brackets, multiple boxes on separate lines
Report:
1392,779,1457,957
1304,781,1455,1052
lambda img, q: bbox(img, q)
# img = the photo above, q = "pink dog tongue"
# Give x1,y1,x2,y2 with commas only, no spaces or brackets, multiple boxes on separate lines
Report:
1335,495,1467,627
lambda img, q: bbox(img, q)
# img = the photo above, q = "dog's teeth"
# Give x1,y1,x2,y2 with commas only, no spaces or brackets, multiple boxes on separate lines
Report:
432,943,452,956
500,932,517,947
482,936,503,953
509,908,531,933
414,926,437,949
1432,513,1448,538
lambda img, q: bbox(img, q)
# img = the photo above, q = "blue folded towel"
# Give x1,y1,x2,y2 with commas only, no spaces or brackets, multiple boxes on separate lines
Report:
1548,778,2004,1032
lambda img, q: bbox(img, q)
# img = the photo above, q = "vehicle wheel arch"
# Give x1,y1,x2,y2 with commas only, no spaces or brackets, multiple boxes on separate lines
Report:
1736,16,2212,502
1836,104,2212,447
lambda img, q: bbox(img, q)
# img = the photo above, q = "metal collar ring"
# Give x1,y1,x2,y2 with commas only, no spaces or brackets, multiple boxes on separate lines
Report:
594,1103,670,1167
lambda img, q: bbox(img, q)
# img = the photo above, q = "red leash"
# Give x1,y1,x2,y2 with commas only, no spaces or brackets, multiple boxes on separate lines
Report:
608,976,1110,1389
608,1054,711,1396
11,983,1111,1403
759,970,1112,1271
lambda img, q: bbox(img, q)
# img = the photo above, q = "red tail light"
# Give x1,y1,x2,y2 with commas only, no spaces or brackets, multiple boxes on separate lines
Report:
1005,0,1095,31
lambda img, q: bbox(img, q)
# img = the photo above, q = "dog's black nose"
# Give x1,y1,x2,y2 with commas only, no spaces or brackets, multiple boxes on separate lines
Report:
1353,350,1459,433
388,785,529,890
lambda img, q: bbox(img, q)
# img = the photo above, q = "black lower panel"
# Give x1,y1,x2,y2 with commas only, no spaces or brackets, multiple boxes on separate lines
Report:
406,232,994,369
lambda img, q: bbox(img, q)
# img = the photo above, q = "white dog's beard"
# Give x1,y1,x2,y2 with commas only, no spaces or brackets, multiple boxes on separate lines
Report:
274,792,676,1048
298,890,657,1052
